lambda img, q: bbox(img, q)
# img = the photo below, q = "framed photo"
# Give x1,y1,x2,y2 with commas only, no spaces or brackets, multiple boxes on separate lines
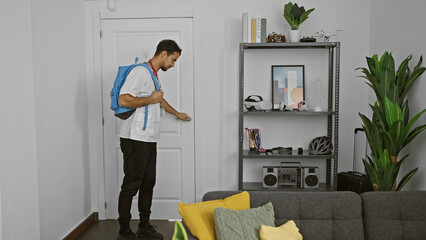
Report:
272,65,305,109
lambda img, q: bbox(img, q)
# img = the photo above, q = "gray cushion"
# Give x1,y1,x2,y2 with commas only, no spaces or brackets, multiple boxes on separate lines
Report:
361,191,426,240
203,191,364,240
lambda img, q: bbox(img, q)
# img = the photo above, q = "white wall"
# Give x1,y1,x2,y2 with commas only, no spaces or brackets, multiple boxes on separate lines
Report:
1,0,91,239
30,0,92,239
0,0,41,239
370,0,426,190
0,184,2,240
86,0,371,200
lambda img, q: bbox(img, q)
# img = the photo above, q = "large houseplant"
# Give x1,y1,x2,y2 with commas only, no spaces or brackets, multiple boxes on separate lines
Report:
358,52,426,191
283,2,315,42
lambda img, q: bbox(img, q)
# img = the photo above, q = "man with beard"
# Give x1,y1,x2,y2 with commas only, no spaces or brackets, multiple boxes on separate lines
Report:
116,39,191,240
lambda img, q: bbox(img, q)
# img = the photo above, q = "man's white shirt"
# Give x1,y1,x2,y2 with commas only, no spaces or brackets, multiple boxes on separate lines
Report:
119,66,161,142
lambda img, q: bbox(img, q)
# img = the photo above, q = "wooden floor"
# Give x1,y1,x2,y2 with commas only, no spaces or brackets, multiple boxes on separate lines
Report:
75,220,175,240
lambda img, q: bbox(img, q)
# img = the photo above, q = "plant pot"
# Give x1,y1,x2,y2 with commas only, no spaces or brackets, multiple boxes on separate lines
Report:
289,30,301,42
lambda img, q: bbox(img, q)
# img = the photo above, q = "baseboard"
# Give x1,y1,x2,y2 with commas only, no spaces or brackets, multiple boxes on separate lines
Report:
63,212,99,240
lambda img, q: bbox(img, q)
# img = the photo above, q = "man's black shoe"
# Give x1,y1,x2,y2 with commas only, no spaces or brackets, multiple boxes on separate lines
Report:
137,223,164,240
117,228,137,240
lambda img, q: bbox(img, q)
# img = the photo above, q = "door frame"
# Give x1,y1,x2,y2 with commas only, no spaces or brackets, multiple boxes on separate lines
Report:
86,9,203,219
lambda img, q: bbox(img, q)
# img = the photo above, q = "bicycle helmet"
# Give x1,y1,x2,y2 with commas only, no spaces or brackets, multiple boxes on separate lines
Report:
309,136,333,155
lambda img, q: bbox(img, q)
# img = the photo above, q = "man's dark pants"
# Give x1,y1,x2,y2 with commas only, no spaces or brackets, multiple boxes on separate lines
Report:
118,137,157,234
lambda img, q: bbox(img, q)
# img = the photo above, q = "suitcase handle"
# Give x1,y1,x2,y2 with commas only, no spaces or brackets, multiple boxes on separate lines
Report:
354,128,364,134
353,128,367,173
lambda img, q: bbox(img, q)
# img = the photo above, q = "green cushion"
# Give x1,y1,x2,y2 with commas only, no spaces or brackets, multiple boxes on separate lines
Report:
214,202,275,240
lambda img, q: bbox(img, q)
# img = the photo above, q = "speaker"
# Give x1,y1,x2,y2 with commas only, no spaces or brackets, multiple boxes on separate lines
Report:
263,167,278,188
303,167,319,189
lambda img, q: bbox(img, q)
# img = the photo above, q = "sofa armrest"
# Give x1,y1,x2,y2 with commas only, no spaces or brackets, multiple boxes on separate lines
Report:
361,191,426,240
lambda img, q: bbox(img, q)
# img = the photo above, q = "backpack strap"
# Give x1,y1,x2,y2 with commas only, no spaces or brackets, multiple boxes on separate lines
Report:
137,63,161,130
140,63,160,91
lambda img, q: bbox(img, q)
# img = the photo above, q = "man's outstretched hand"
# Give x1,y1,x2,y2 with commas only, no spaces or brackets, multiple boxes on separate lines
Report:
176,112,191,121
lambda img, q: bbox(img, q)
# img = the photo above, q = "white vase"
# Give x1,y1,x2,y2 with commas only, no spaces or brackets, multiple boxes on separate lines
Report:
289,30,301,42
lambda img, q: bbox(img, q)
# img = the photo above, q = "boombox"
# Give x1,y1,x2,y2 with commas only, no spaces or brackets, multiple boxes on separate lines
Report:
263,162,319,189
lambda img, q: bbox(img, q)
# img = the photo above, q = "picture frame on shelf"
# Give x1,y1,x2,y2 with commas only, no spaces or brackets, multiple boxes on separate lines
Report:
272,65,305,109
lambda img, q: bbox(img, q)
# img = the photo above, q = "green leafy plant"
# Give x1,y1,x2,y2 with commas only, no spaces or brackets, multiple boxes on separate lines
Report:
358,52,426,191
283,2,315,30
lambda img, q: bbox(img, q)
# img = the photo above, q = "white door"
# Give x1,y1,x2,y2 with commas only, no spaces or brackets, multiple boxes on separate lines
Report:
101,17,195,220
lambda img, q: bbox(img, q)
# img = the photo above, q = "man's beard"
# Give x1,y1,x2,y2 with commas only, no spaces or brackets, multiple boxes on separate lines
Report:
161,66,168,71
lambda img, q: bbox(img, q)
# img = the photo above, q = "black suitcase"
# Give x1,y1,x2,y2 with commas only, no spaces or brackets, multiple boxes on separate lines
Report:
337,171,373,194
337,128,373,194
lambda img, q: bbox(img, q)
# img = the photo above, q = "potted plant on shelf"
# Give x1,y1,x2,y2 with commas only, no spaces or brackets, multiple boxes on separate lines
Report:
283,2,315,42
358,52,426,191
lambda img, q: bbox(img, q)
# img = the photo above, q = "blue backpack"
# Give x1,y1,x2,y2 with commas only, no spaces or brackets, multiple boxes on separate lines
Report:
110,58,160,123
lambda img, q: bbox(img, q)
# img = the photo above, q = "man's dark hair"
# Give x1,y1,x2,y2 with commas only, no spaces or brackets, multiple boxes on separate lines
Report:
154,39,182,56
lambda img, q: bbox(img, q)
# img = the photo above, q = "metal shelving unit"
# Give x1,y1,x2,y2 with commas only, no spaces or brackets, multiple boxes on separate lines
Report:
238,42,340,191
242,182,333,191
242,150,335,159
243,110,336,116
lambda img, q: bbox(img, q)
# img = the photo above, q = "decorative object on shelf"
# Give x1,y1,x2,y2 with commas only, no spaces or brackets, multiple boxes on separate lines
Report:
264,146,301,155
252,17,260,43
279,102,286,111
245,128,257,151
357,52,426,191
277,102,295,111
262,162,319,189
261,18,267,43
289,30,301,43
298,101,308,111
310,78,326,112
263,166,278,188
271,147,285,154
285,105,294,111
314,106,322,112
242,12,249,43
245,128,266,152
304,167,320,188
242,13,267,43
244,95,272,111
300,36,316,42
309,136,333,155
276,102,299,111
244,95,263,111
284,147,293,155
267,32,286,43
272,65,305,110
314,30,342,42
283,2,315,42
278,162,300,187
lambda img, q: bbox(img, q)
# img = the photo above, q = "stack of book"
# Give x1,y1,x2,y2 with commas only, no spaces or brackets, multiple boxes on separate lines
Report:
242,12,267,43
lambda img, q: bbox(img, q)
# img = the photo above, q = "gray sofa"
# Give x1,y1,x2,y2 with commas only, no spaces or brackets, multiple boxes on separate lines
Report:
184,191,426,240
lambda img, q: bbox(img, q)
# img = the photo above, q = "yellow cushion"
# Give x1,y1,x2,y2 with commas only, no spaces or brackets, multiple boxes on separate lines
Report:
260,220,303,240
178,191,250,240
